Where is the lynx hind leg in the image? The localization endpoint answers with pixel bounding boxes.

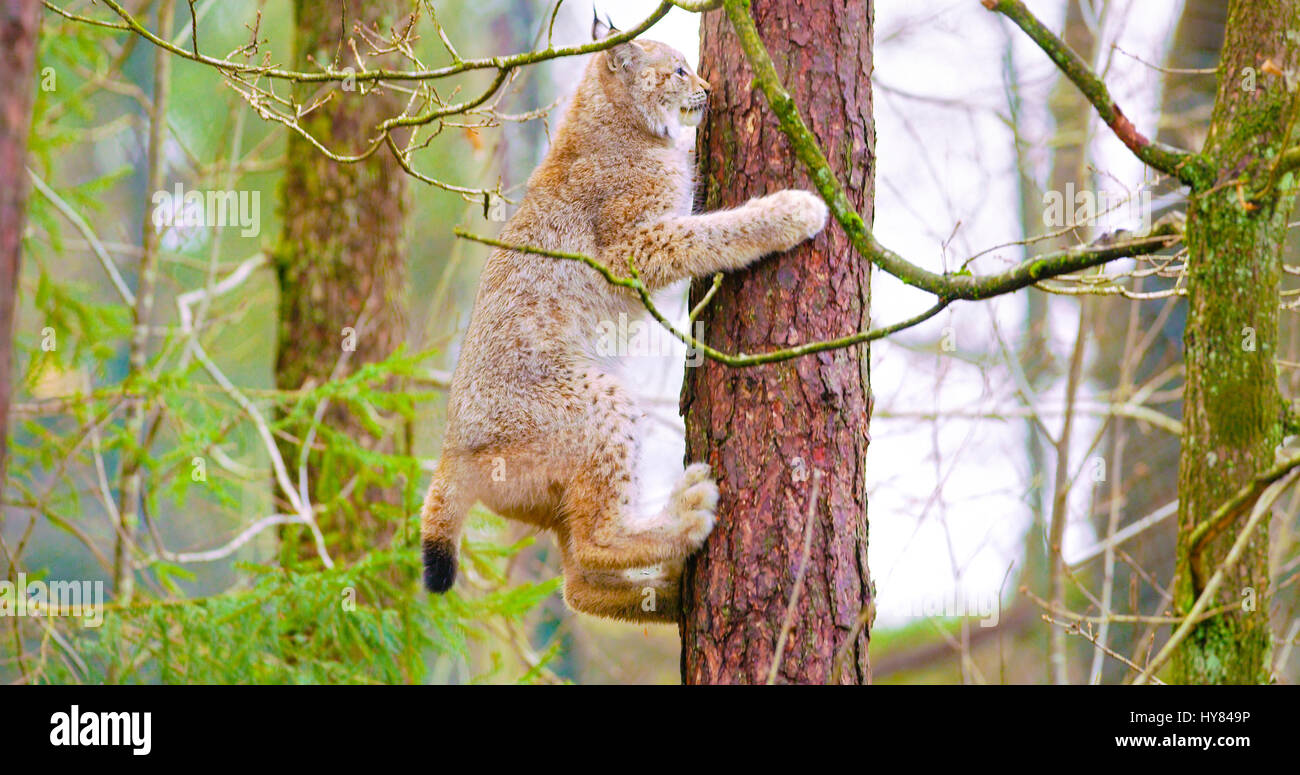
[561,372,717,571]
[560,555,682,624]
[554,523,684,623]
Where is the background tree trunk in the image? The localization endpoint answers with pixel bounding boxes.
[1087,0,1227,685]
[680,0,874,684]
[1173,0,1295,684]
[1039,0,1096,685]
[0,0,41,490]
[275,0,409,561]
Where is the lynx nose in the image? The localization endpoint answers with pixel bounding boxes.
[695,75,711,93]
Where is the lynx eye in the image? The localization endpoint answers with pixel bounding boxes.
[675,67,687,77]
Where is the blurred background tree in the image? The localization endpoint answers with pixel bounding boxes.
[0,0,41,497]
[273,0,414,562]
[2,0,578,685]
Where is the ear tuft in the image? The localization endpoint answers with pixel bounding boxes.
[591,10,619,41]
[592,9,638,72]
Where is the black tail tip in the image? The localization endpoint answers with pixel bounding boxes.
[422,539,457,593]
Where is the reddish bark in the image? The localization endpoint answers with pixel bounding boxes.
[680,0,875,684]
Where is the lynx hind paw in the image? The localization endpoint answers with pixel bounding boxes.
[760,189,829,247]
[669,462,719,546]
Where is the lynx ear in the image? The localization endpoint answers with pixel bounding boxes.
[592,11,641,71]
[607,42,644,72]
[591,11,617,41]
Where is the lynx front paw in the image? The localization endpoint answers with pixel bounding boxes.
[756,189,829,251]
[668,462,719,547]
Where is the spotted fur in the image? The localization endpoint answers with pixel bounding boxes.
[420,24,827,623]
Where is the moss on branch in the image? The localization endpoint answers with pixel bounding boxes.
[982,0,1211,187]
[81,0,673,84]
[453,229,951,367]
[721,0,1183,303]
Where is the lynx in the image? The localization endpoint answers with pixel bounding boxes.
[420,20,828,622]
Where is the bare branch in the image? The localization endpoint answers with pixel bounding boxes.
[60,0,673,85]
[982,0,1208,187]
[26,169,135,305]
[1134,461,1300,684]
[719,0,1183,300]
[453,229,951,367]
[1188,448,1300,588]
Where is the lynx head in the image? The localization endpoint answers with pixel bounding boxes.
[592,16,711,140]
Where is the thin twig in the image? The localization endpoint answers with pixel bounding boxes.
[1134,466,1299,684]
[766,469,823,685]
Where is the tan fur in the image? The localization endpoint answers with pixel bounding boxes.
[420,27,827,623]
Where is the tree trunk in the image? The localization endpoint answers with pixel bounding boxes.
[1088,0,1226,685]
[1173,0,1295,684]
[0,0,40,489]
[275,0,409,560]
[680,0,874,685]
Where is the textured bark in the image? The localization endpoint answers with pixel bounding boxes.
[0,0,41,489]
[680,0,874,684]
[275,0,409,559]
[1172,0,1296,684]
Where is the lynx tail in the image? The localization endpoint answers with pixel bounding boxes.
[420,463,466,593]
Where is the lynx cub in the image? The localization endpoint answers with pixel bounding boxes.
[421,20,828,622]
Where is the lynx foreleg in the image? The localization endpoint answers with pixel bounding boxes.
[607,189,828,290]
